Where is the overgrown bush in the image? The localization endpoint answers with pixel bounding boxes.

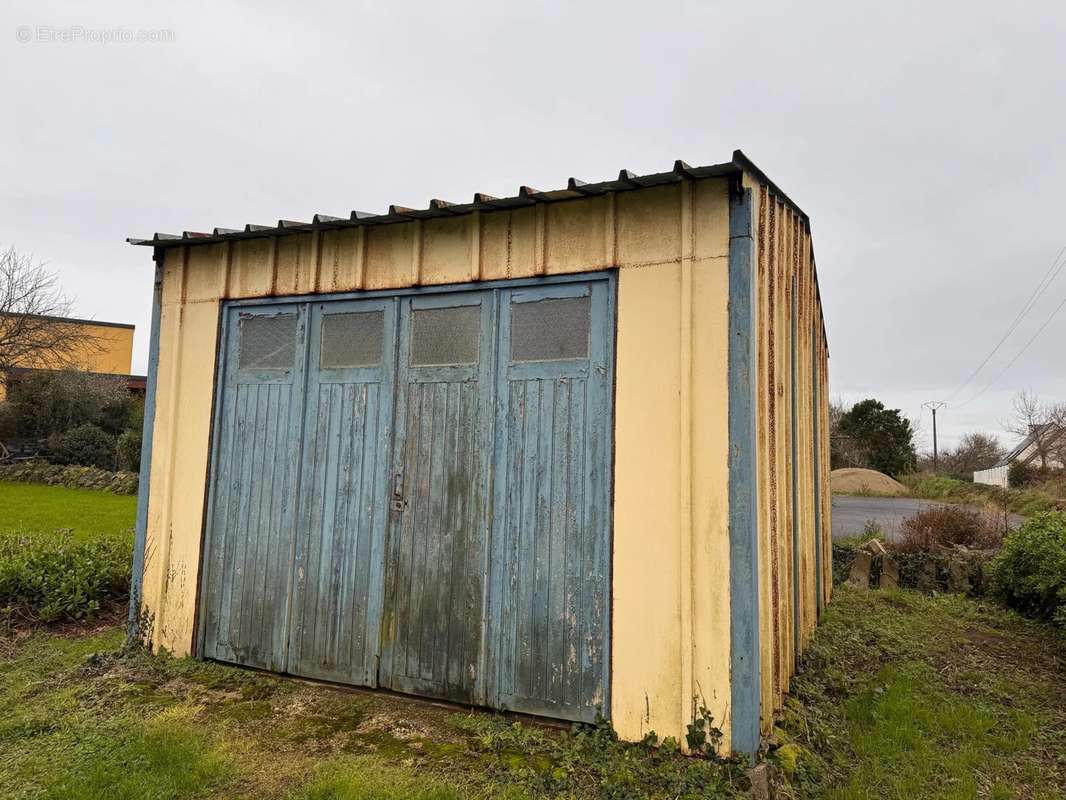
[894,505,1003,553]
[1,369,131,440]
[47,423,117,470]
[117,428,142,472]
[1008,461,1033,489]
[0,530,132,624]
[988,512,1066,626]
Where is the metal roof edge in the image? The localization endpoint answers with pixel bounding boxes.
[729,149,829,356]
[731,149,809,223]
[126,158,742,250]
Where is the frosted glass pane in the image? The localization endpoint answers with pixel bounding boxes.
[239,314,297,370]
[410,305,480,366]
[321,311,383,368]
[510,296,589,362]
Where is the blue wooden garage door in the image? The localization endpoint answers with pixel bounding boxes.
[199,277,613,722]
[487,281,613,722]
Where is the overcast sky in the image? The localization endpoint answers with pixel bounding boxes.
[3,1,1065,453]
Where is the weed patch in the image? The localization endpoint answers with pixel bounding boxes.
[0,529,131,625]
[779,587,1066,799]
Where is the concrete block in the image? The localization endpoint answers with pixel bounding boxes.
[846,552,873,590]
[879,555,900,589]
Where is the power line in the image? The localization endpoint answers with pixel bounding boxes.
[946,244,1066,401]
[955,289,1066,409]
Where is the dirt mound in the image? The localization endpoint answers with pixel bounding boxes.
[831,468,907,496]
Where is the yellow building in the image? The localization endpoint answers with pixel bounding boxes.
[0,314,137,400]
[127,150,830,755]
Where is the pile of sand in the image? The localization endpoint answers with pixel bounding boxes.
[830,468,908,496]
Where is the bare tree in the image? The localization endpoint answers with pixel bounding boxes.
[1005,390,1066,469]
[0,245,100,372]
[926,432,1005,476]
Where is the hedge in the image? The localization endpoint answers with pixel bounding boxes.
[0,461,138,495]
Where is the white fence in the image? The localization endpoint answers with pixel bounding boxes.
[974,465,1009,488]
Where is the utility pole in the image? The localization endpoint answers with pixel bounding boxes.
[923,401,946,472]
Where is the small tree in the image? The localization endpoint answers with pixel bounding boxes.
[0,246,101,372]
[934,432,1005,478]
[830,398,869,469]
[836,398,917,477]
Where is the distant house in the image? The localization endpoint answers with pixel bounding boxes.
[0,314,145,400]
[973,424,1065,487]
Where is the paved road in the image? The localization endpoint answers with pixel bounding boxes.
[830,495,1022,541]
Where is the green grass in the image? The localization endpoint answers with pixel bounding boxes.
[4,476,1063,798]
[0,481,136,541]
[899,473,1064,517]
[778,587,1066,799]
[0,626,747,799]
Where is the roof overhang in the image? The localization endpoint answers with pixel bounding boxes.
[127,150,808,251]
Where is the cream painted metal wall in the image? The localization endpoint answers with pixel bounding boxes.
[136,169,829,753]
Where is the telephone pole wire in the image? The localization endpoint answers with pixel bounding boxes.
[923,401,947,472]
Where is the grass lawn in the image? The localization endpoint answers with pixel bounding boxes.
[0,481,136,540]
[779,587,1066,799]
[2,482,1064,798]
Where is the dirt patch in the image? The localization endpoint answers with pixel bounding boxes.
[831,468,908,496]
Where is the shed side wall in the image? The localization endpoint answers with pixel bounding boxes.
[744,176,831,731]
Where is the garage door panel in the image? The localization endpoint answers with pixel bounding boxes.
[288,300,396,686]
[380,294,493,704]
[202,306,306,672]
[488,282,612,722]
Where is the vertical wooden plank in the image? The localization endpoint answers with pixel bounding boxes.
[421,382,447,680]
[546,378,570,706]
[517,379,538,700]
[444,381,467,689]
[244,383,277,662]
[562,377,584,709]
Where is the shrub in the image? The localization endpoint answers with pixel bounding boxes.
[0,461,137,494]
[894,505,1003,554]
[117,429,142,472]
[0,530,132,624]
[47,423,117,470]
[1008,461,1033,489]
[988,512,1066,626]
[2,369,131,440]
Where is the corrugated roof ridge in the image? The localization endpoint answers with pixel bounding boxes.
[127,157,747,248]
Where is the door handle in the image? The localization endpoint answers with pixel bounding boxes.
[391,473,405,512]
